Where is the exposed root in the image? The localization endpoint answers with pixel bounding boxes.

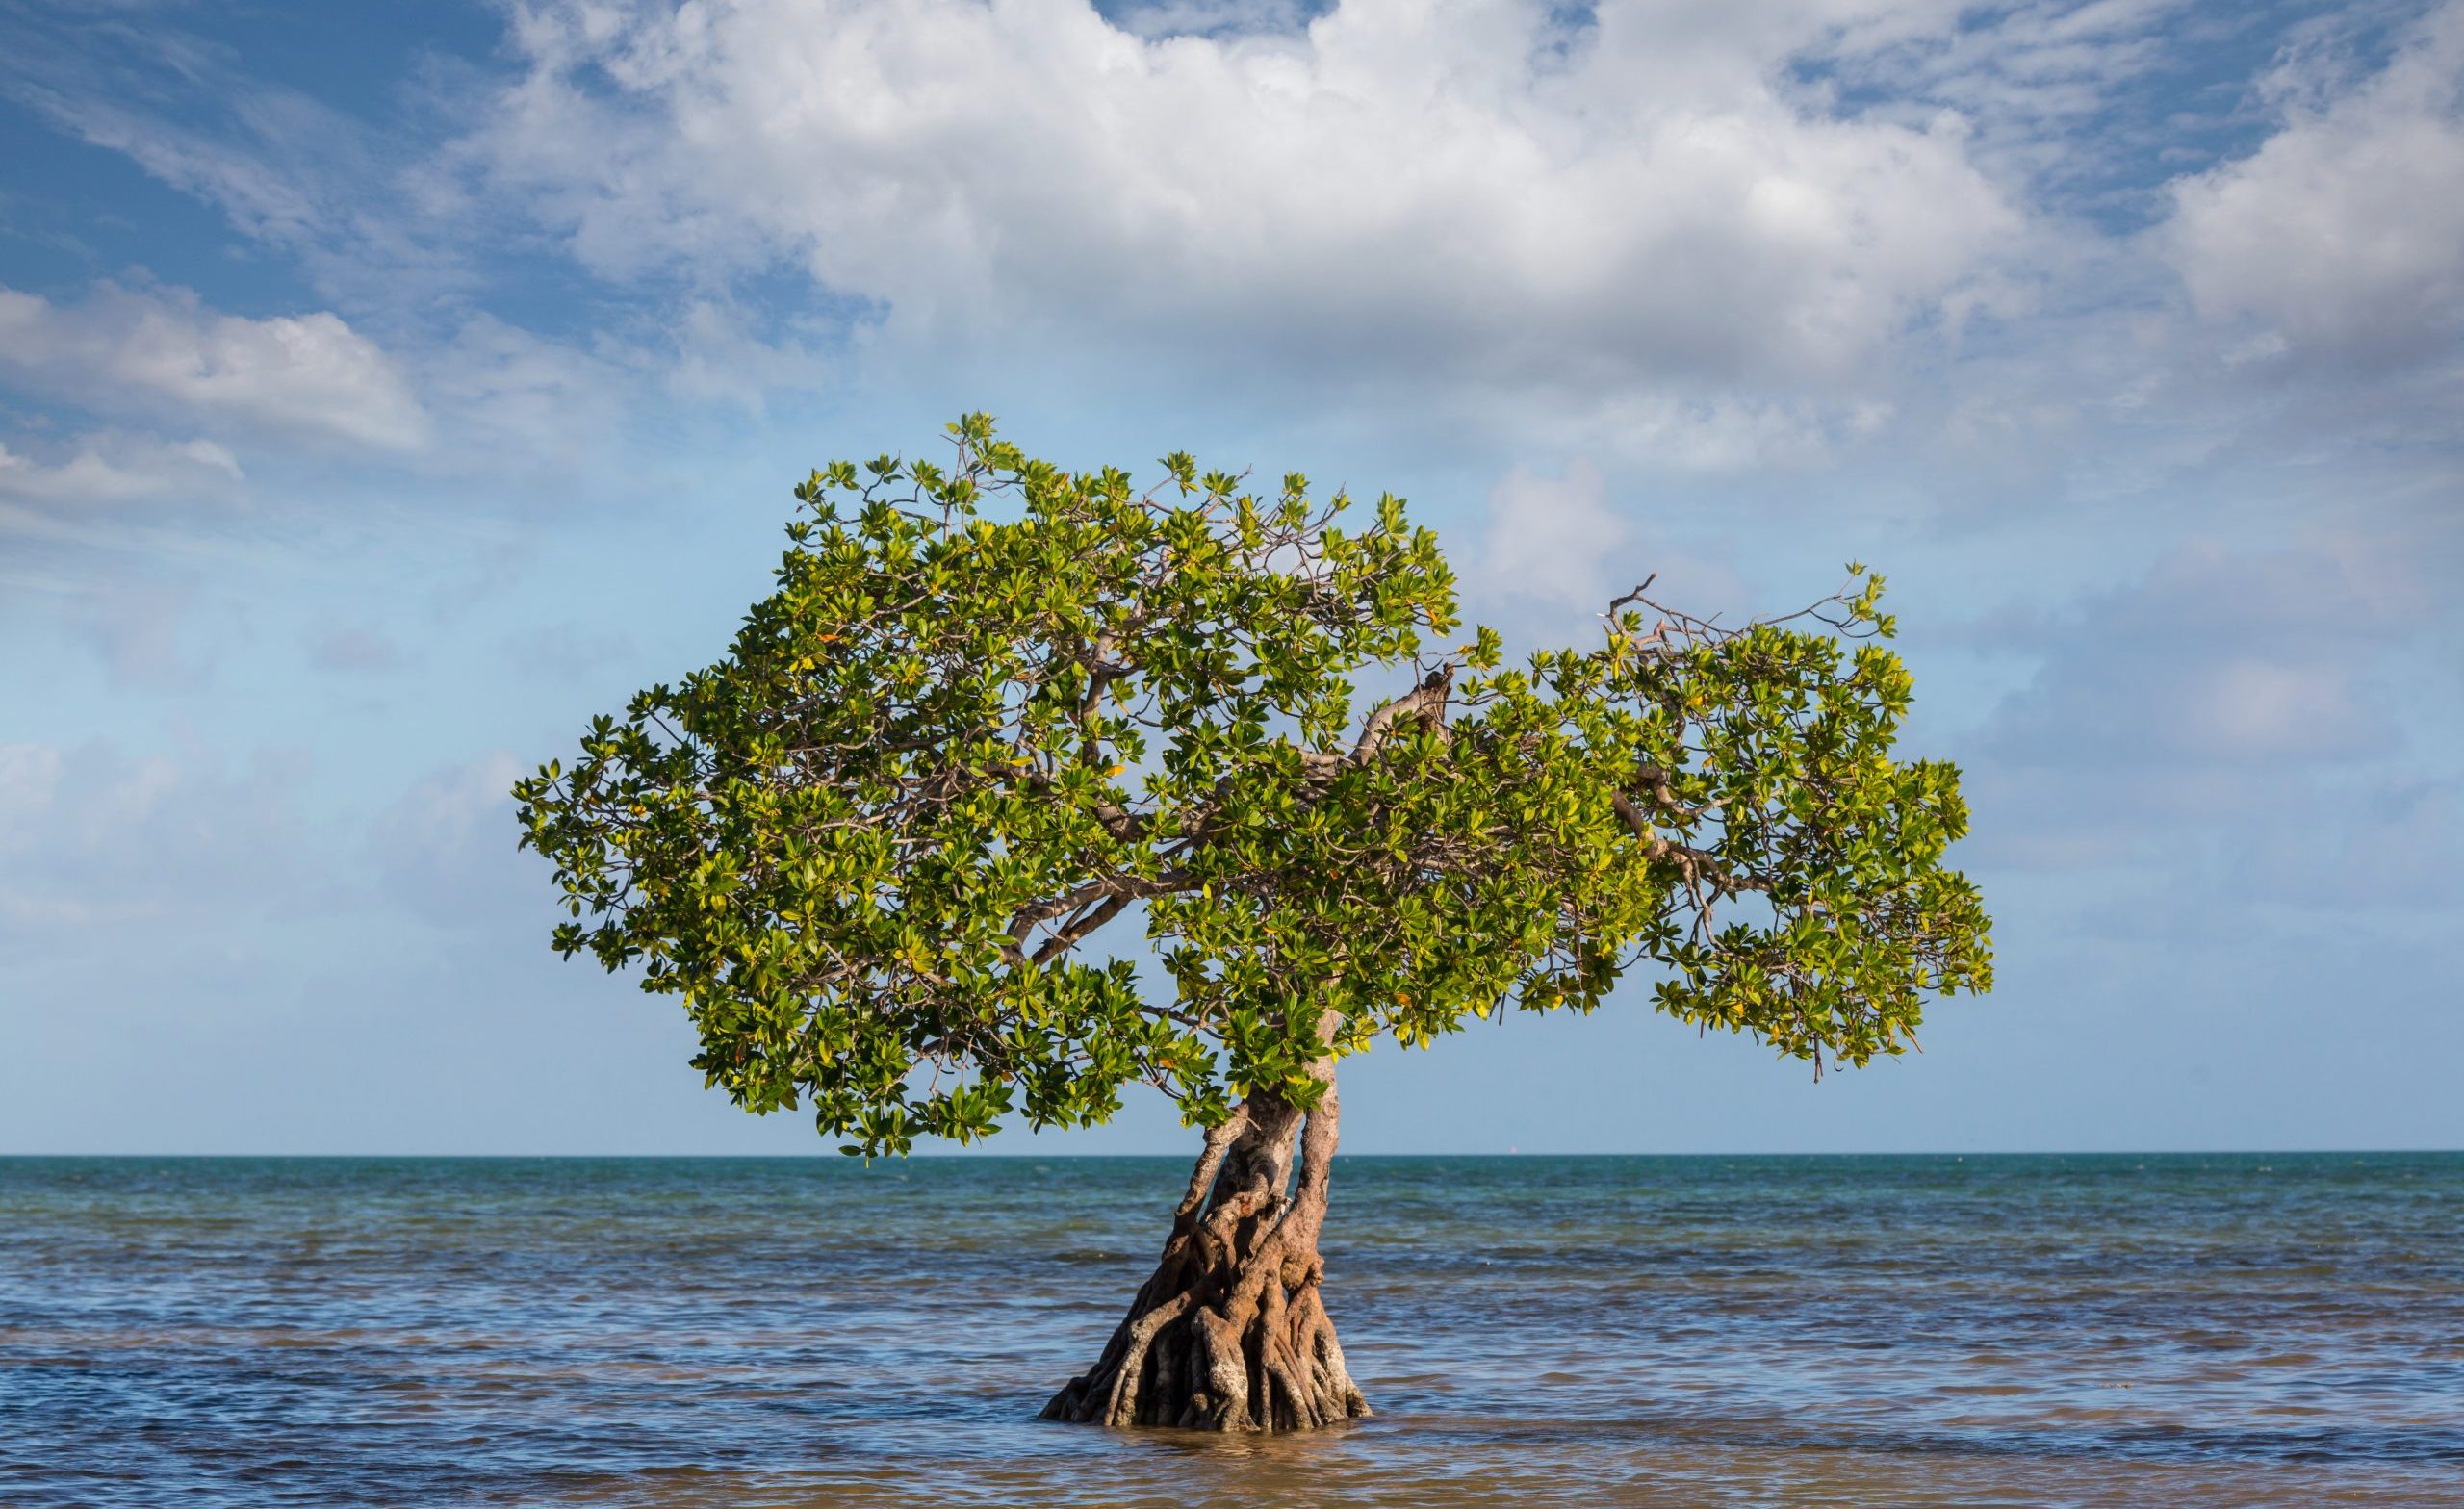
[1042,1084,1369,1431]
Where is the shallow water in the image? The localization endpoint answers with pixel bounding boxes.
[3,1154,2459,1506]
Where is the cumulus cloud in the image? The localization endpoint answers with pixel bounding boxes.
[468,0,2020,421]
[0,283,430,450]
[2167,1,2464,367]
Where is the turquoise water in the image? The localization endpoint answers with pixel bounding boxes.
[3,1154,2458,1506]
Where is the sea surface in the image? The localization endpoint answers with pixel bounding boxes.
[3,1154,2459,1507]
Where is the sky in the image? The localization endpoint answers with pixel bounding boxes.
[1,0,2457,1157]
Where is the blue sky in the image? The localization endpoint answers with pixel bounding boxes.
[2,0,2457,1155]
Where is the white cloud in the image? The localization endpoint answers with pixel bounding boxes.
[413,313,634,471]
[660,297,835,413]
[0,433,243,515]
[469,0,2020,420]
[2167,1,2464,366]
[0,283,430,450]
[1480,459,1627,609]
[1472,454,1748,639]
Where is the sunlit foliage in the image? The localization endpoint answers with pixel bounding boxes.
[515,416,1990,1153]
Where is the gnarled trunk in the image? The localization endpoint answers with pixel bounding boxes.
[1040,1069,1369,1431]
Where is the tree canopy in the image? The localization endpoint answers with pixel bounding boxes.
[513,416,1991,1154]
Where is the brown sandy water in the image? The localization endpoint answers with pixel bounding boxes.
[3,1154,2458,1506]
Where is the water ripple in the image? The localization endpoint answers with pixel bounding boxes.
[3,1153,2458,1506]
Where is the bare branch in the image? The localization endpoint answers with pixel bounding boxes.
[1348,664,1454,763]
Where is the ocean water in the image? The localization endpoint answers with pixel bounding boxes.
[2,1154,2458,1507]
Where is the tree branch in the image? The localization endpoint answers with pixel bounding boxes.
[1348,664,1453,763]
[1608,791,1769,896]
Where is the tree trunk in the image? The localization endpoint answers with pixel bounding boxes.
[1040,1067,1370,1431]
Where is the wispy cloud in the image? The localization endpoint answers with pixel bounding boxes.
[1963,534,2447,882]
[0,3,484,310]
[0,433,242,511]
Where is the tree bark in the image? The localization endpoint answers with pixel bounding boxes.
[1040,1064,1370,1431]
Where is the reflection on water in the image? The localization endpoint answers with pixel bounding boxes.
[3,1154,2458,1505]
